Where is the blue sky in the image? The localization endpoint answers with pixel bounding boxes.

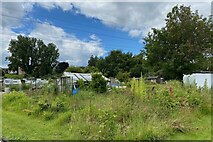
[15,4,143,53]
[1,1,211,67]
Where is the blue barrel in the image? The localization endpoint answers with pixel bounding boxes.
[72,89,77,95]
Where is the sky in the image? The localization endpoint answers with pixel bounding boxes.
[0,1,212,67]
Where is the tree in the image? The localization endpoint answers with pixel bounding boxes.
[87,50,148,78]
[6,35,59,77]
[90,73,107,93]
[130,51,147,78]
[55,62,69,74]
[116,72,130,83]
[88,55,99,67]
[83,66,99,73]
[65,66,84,73]
[96,57,108,76]
[144,5,213,80]
[0,68,5,77]
[103,50,134,77]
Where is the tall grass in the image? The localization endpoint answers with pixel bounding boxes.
[2,80,212,140]
[130,77,146,96]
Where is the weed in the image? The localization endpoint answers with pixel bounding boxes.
[2,80,212,140]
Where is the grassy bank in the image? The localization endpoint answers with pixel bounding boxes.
[1,80,212,140]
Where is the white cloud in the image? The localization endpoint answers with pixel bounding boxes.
[1,2,34,67]
[0,27,19,67]
[90,34,101,42]
[71,2,211,38]
[33,2,211,39]
[30,23,105,66]
[129,29,143,38]
[36,2,73,11]
[1,2,34,28]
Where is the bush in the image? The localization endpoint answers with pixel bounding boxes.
[65,66,84,73]
[83,66,99,73]
[42,111,55,121]
[4,74,24,79]
[51,97,67,112]
[21,84,31,90]
[2,91,29,112]
[9,85,21,91]
[9,84,31,91]
[55,112,72,125]
[116,72,130,83]
[90,73,107,93]
[77,79,85,89]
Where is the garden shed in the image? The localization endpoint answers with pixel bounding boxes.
[146,76,165,84]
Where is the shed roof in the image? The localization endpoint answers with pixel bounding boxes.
[146,76,159,79]
[63,72,109,82]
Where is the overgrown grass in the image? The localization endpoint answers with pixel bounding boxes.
[2,80,212,140]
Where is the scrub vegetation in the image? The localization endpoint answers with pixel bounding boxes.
[1,79,211,140]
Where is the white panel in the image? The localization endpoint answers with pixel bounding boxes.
[183,73,212,88]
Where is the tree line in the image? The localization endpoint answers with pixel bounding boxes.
[5,5,213,80]
[87,50,147,81]
[87,5,213,80]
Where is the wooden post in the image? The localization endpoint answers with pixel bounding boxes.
[66,77,68,94]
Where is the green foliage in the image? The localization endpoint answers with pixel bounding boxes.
[55,112,72,125]
[87,50,146,78]
[6,35,59,77]
[9,85,21,91]
[116,72,130,83]
[4,74,24,79]
[77,79,85,89]
[51,97,67,112]
[2,91,30,112]
[65,66,84,73]
[145,5,213,80]
[90,73,107,93]
[97,110,117,140]
[9,84,32,91]
[42,111,55,121]
[83,66,99,73]
[21,84,32,90]
[203,79,209,92]
[88,55,99,67]
[130,77,146,96]
[65,66,99,74]
[0,68,5,77]
[2,80,212,140]
[54,62,69,74]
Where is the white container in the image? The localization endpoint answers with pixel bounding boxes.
[183,72,212,88]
